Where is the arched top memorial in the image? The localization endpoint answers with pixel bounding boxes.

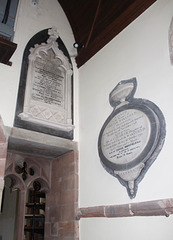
[14,27,74,139]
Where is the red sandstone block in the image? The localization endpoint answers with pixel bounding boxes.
[59,238,76,240]
[74,158,78,174]
[74,221,79,239]
[50,238,64,240]
[0,142,8,158]
[59,203,78,221]
[0,160,6,176]
[58,155,73,168]
[73,151,78,174]
[52,161,75,179]
[60,189,78,204]
[44,222,51,238]
[61,174,78,191]
[60,151,74,161]
[78,206,105,218]
[45,206,50,221]
[51,222,59,236]
[44,238,59,240]
[0,130,6,143]
[53,152,78,181]
[46,193,61,210]
[50,238,74,240]
[58,152,78,175]
[61,162,76,177]
[0,117,6,143]
[51,160,59,175]
[73,151,78,161]
[50,177,62,193]
[58,221,75,238]
[49,206,61,222]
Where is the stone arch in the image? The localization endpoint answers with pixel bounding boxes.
[27,176,50,194]
[4,173,25,192]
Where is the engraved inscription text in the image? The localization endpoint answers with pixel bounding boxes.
[101,109,151,164]
[31,50,64,107]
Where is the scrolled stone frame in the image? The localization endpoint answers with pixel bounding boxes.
[98,78,166,199]
[169,17,173,65]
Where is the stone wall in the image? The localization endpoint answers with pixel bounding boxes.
[45,151,79,240]
[0,116,8,211]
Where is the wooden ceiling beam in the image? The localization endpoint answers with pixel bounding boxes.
[58,0,157,68]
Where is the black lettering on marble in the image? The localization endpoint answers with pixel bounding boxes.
[31,58,64,106]
[102,109,150,164]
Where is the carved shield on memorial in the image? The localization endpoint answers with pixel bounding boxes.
[98,78,166,198]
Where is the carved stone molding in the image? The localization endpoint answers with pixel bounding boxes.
[19,27,74,133]
[169,17,173,65]
[98,78,166,198]
[14,28,74,139]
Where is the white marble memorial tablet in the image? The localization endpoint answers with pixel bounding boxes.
[101,109,151,165]
[19,27,74,133]
[98,78,166,198]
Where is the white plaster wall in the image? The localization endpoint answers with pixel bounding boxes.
[79,0,173,239]
[0,0,79,140]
